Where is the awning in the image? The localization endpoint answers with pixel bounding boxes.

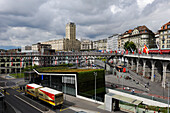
[106,93,142,105]
[112,94,142,105]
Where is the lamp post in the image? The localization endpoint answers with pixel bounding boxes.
[94,72,97,102]
[168,81,169,113]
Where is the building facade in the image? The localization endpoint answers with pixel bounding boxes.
[25,68,105,102]
[42,39,65,51]
[21,45,33,53]
[121,25,155,50]
[80,39,93,50]
[118,35,122,50]
[32,43,52,53]
[158,21,170,49]
[42,22,80,51]
[93,39,107,51]
[107,34,119,51]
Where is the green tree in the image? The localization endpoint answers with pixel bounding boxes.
[124,41,136,53]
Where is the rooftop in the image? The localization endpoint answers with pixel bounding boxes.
[159,21,170,31]
[39,87,63,95]
[36,66,102,73]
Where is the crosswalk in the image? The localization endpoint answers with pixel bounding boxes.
[0,85,24,95]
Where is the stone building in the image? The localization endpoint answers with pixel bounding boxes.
[121,25,155,50]
[80,39,93,50]
[158,21,170,49]
[32,42,52,53]
[93,39,107,51]
[42,22,80,51]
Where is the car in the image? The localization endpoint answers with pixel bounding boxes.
[111,84,118,88]
[123,87,130,90]
[75,111,87,113]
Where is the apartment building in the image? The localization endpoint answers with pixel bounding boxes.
[121,25,155,50]
[158,21,170,48]
[107,34,119,51]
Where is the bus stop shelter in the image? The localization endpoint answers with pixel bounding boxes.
[105,93,142,112]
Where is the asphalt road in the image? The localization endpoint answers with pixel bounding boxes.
[4,88,42,113]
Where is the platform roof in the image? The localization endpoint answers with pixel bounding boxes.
[107,93,142,105]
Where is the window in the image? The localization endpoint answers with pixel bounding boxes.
[62,76,75,84]
[162,40,164,44]
[39,93,43,96]
[162,36,165,40]
[162,45,164,48]
[168,35,170,38]
[168,25,170,29]
[167,45,170,48]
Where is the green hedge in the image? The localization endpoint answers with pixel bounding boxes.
[120,101,168,113]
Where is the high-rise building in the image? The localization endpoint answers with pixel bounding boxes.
[158,21,170,48]
[66,22,76,40]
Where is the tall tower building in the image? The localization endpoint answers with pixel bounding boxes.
[66,22,76,40]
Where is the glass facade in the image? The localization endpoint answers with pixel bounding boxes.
[40,75,76,96]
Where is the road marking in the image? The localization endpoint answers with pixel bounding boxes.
[0,92,10,95]
[6,92,10,95]
[60,107,69,111]
[14,95,47,113]
[17,90,21,93]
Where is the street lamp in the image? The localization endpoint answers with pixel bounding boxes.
[168,81,169,113]
[94,72,97,102]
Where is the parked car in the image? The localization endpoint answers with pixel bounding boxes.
[75,111,87,113]
[111,84,118,88]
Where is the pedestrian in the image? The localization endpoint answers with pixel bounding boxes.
[158,108,160,113]
[132,89,135,94]
[145,105,148,112]
[145,84,147,88]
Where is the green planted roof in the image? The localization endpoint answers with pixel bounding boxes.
[36,66,103,73]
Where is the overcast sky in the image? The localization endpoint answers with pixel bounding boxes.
[0,0,170,49]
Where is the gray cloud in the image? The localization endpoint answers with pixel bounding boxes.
[0,0,169,47]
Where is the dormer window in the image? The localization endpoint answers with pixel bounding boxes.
[168,25,170,29]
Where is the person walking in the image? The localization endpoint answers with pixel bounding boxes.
[145,105,148,112]
[158,108,160,113]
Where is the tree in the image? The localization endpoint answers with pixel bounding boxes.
[124,41,136,53]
